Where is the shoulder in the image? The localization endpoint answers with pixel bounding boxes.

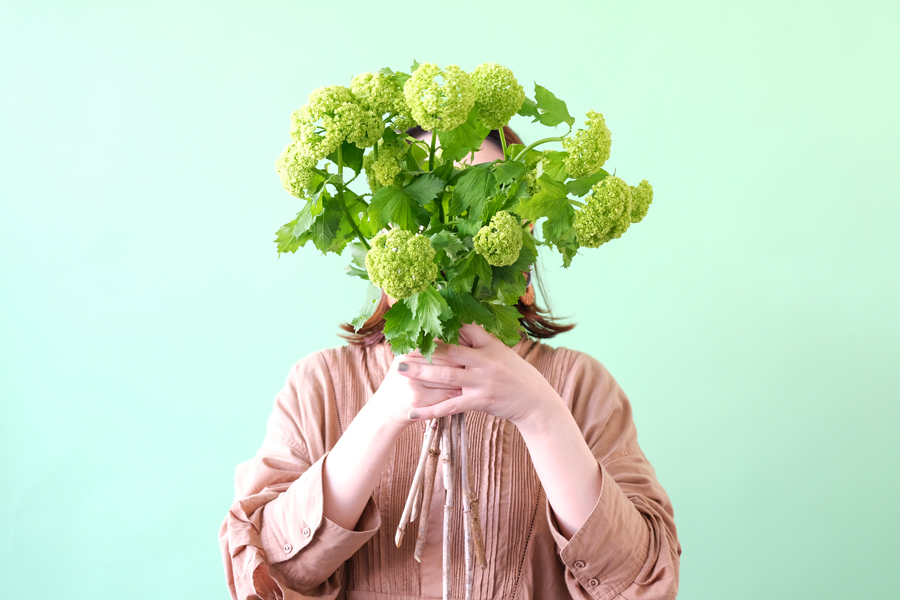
[523,339,617,397]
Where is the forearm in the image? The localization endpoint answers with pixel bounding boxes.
[321,398,406,530]
[516,397,603,540]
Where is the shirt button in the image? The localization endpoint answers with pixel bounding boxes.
[283,543,292,554]
[573,560,586,569]
[588,578,600,587]
[302,526,311,538]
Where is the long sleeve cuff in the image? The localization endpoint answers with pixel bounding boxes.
[547,461,650,600]
[260,452,382,587]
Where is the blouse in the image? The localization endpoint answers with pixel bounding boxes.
[219,337,681,599]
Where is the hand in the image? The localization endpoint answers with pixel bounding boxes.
[398,323,561,426]
[369,351,464,429]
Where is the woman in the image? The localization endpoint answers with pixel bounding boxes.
[219,127,681,599]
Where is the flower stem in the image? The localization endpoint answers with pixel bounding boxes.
[512,135,566,161]
[336,145,370,251]
[499,127,508,160]
[429,130,437,171]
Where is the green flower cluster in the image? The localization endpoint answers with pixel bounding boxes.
[351,72,416,131]
[473,210,524,266]
[362,138,408,191]
[404,63,475,132]
[471,63,525,130]
[275,142,318,198]
[630,180,653,223]
[562,110,612,178]
[365,229,438,299]
[574,175,654,248]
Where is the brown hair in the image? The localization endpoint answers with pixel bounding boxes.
[338,125,576,345]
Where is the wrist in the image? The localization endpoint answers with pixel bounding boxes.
[514,387,569,438]
[364,391,411,439]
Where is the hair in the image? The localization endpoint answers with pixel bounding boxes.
[338,124,576,346]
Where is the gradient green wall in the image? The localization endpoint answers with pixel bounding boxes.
[2,1,897,597]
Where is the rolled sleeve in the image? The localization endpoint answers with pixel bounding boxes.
[546,462,650,600]
[262,452,382,585]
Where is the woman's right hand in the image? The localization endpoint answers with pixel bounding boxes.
[369,352,464,428]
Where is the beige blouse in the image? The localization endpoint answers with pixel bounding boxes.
[219,337,681,599]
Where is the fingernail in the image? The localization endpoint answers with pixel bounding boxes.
[398,362,409,372]
[408,410,419,419]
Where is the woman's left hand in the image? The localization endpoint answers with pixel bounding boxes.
[399,323,562,426]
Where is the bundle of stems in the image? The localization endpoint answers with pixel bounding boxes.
[395,413,486,600]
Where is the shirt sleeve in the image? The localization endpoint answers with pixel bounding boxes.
[545,351,682,600]
[218,352,382,600]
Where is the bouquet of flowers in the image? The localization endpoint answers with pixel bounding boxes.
[274,61,654,363]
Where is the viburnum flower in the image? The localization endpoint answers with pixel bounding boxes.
[629,179,653,223]
[473,210,524,266]
[471,62,525,130]
[403,63,475,132]
[574,175,633,248]
[562,110,612,178]
[363,138,408,191]
[351,71,416,131]
[290,85,383,159]
[365,229,438,299]
[275,141,318,198]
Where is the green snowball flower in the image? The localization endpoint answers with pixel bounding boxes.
[562,110,612,179]
[473,210,524,267]
[471,62,525,130]
[351,72,415,131]
[403,63,475,132]
[303,85,354,121]
[333,102,384,149]
[365,229,438,299]
[574,176,633,248]
[275,141,318,197]
[629,179,653,224]
[363,138,408,191]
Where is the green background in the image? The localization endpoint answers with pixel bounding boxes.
[2,1,897,597]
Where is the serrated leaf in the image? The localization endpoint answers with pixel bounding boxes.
[542,151,568,180]
[275,218,303,255]
[345,263,369,280]
[349,241,368,269]
[512,174,569,223]
[440,286,494,329]
[448,250,492,294]
[481,302,524,347]
[430,230,468,260]
[437,105,491,162]
[450,164,495,223]
[403,174,445,206]
[383,300,416,340]
[416,333,438,362]
[431,161,455,182]
[310,195,345,254]
[410,59,421,73]
[407,286,451,340]
[368,185,417,232]
[493,160,527,186]
[532,84,575,127]
[565,169,610,196]
[350,282,382,331]
[326,141,365,175]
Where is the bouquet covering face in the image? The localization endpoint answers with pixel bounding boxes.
[274,61,654,361]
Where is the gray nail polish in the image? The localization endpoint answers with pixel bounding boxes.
[408,410,419,419]
[398,362,408,372]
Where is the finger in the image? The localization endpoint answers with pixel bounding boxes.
[408,394,471,421]
[458,323,497,349]
[397,359,471,388]
[429,340,481,367]
[407,388,463,420]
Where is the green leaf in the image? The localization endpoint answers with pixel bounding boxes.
[439,286,494,329]
[350,282,382,331]
[416,332,438,363]
[565,169,610,197]
[491,235,536,292]
[275,218,303,255]
[493,160,527,186]
[410,59,421,73]
[407,286,451,340]
[348,241,368,269]
[310,195,346,254]
[512,174,569,222]
[368,185,417,232]
[383,299,416,339]
[326,141,365,175]
[542,151,568,180]
[431,161,455,182]
[437,105,491,162]
[517,97,539,120]
[430,230,468,261]
[450,163,496,223]
[481,302,524,347]
[345,263,369,280]
[447,250,492,294]
[531,84,575,127]
[403,174,445,206]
